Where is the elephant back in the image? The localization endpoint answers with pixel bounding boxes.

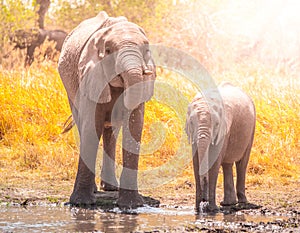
[58,11,110,106]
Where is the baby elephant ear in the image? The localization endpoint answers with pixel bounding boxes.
[210,99,227,146]
[185,104,195,144]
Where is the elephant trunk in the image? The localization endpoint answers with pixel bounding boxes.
[117,47,153,110]
[123,69,143,110]
[196,111,212,202]
[197,135,210,201]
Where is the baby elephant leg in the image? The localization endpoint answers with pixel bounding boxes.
[221,163,237,206]
[235,148,251,203]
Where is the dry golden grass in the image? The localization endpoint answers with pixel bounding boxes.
[0,60,77,182]
[0,51,299,191]
[214,66,300,187]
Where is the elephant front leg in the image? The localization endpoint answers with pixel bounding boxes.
[101,124,120,191]
[70,130,100,205]
[117,104,145,209]
[70,101,102,205]
[203,144,223,212]
[192,146,202,213]
[206,164,220,212]
[70,156,96,205]
[221,163,237,206]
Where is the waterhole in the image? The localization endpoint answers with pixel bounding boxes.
[0,204,298,232]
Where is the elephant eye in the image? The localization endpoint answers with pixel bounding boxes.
[105,47,111,54]
[145,49,151,57]
[144,49,151,63]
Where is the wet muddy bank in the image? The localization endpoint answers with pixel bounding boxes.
[1,203,299,233]
[1,190,299,233]
[0,183,299,232]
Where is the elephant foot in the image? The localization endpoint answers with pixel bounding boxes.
[204,204,220,213]
[220,200,238,206]
[220,202,262,212]
[195,202,219,213]
[220,201,239,213]
[101,180,119,191]
[117,189,144,209]
[70,189,96,206]
[237,202,262,210]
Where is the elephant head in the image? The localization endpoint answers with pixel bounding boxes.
[58,11,155,111]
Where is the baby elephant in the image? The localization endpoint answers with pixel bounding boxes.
[185,82,256,212]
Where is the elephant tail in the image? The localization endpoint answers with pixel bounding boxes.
[61,115,75,134]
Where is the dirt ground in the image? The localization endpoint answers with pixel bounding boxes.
[1,172,299,232]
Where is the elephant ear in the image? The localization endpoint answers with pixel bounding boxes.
[78,16,128,104]
[58,11,109,108]
[185,104,194,144]
[207,90,227,146]
[185,99,201,145]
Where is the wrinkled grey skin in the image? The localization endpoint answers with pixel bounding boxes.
[58,12,156,209]
[185,82,256,212]
[10,28,67,66]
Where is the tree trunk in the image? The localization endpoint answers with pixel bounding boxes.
[36,0,50,29]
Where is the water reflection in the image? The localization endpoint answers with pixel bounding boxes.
[195,212,246,222]
[99,213,137,232]
[223,213,246,222]
[69,206,139,232]
[71,208,97,232]
[0,204,292,233]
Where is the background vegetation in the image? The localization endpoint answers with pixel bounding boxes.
[0,0,299,192]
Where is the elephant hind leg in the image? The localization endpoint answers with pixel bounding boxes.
[101,123,120,191]
[235,141,252,203]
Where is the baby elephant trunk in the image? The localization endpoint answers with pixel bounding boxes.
[197,124,211,202]
[116,47,153,110]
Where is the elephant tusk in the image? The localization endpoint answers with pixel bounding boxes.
[143,67,153,76]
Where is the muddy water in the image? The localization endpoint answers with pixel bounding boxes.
[0,204,298,232]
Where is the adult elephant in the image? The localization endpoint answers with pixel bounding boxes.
[10,28,67,66]
[26,29,67,66]
[185,82,256,212]
[58,11,156,208]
